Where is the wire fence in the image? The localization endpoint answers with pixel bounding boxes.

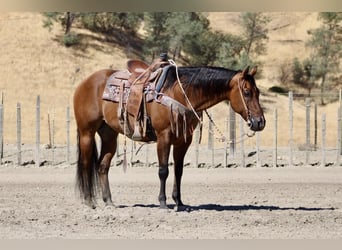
[0,90,341,168]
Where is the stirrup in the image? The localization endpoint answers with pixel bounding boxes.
[131,122,142,141]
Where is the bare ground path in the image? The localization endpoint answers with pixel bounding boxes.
[0,164,342,239]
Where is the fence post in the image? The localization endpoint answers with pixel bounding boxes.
[195,124,200,168]
[35,95,40,167]
[48,112,52,148]
[145,142,149,167]
[207,111,215,166]
[66,106,70,164]
[229,104,236,158]
[314,102,317,151]
[52,109,55,166]
[288,91,293,166]
[240,117,245,167]
[115,136,120,167]
[224,117,228,167]
[0,102,3,164]
[321,113,326,167]
[273,108,278,167]
[337,107,341,166]
[17,103,21,166]
[339,89,342,155]
[256,132,261,167]
[305,98,311,165]
[208,110,213,150]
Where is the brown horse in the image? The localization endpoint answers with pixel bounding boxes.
[73,63,265,210]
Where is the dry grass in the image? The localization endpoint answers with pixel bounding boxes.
[0,12,340,148]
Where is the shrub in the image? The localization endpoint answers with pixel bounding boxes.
[62,32,80,47]
[268,85,288,94]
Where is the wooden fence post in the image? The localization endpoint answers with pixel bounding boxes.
[305,98,311,165]
[0,102,3,164]
[288,91,293,166]
[229,104,236,158]
[337,107,341,166]
[240,117,245,167]
[35,95,40,167]
[314,102,318,151]
[52,109,55,165]
[145,142,149,167]
[207,111,214,166]
[224,117,228,167]
[208,110,213,150]
[195,124,200,168]
[115,135,120,167]
[339,89,342,155]
[66,106,70,164]
[17,103,21,166]
[273,108,278,167]
[0,92,3,162]
[256,131,261,167]
[321,113,326,167]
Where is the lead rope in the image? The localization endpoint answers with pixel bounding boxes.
[168,59,202,124]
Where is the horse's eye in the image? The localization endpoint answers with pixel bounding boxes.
[243,89,251,98]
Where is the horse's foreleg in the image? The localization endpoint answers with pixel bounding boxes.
[156,132,171,209]
[97,123,118,206]
[172,137,192,210]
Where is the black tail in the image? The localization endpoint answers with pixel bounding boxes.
[75,130,99,204]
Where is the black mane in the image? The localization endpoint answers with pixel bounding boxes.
[163,66,239,95]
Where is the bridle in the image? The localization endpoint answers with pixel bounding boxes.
[237,74,253,129]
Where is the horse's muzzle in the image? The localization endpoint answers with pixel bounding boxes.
[248,115,266,131]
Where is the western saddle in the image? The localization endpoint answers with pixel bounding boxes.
[103,53,172,141]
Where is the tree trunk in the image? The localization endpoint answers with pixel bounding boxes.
[320,74,326,105]
[65,12,75,34]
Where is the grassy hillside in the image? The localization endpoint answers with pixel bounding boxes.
[0,12,339,147]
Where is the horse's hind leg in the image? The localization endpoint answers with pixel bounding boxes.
[97,122,118,206]
[77,130,98,209]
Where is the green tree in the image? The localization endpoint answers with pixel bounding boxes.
[238,12,270,69]
[81,12,143,35]
[306,12,342,104]
[142,12,171,61]
[292,57,316,96]
[214,33,245,69]
[43,12,77,34]
[43,12,80,46]
[165,12,209,61]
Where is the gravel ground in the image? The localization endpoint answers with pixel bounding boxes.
[0,162,341,239]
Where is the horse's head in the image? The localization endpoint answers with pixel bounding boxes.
[229,66,265,131]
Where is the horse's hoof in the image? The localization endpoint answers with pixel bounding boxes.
[83,200,96,209]
[159,201,168,209]
[104,201,115,207]
[159,205,168,210]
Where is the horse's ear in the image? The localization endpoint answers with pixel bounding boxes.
[250,66,258,76]
[242,66,249,78]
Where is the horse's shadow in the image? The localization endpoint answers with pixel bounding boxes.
[123,203,336,212]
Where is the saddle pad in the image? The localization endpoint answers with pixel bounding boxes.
[103,73,155,104]
[102,81,131,103]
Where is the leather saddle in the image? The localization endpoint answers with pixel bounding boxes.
[103,57,171,141]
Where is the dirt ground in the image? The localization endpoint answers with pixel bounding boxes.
[0,161,342,239]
